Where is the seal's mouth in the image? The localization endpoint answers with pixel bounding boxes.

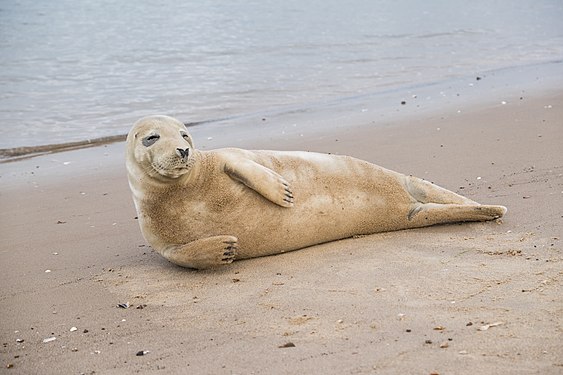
[145,159,190,179]
[172,166,190,173]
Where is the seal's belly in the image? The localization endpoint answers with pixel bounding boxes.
[181,159,413,258]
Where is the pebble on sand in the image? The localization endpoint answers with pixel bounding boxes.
[478,321,504,331]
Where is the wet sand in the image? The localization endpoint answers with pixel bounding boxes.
[1,92,562,374]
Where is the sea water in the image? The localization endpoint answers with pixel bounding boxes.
[0,0,562,150]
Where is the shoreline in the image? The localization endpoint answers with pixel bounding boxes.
[2,59,562,161]
[1,89,562,373]
[0,134,126,163]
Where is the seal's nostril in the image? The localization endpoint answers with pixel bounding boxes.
[176,148,190,159]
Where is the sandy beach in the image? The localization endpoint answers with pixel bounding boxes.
[1,90,562,374]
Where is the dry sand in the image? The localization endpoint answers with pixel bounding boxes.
[1,92,562,374]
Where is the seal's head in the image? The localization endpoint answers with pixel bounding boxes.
[126,115,195,181]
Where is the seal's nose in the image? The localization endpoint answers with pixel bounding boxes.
[176,148,190,159]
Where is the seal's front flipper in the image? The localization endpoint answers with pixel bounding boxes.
[160,235,238,269]
[224,159,294,208]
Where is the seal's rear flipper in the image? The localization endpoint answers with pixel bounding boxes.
[408,203,507,225]
[405,175,478,205]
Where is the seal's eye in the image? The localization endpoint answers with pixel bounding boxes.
[142,134,160,147]
[180,132,192,146]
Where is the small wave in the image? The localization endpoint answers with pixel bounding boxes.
[417,29,488,39]
[0,120,208,163]
[0,134,127,163]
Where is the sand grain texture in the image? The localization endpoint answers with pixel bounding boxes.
[1,93,562,374]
